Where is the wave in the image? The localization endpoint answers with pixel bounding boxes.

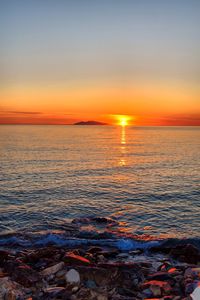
[1,231,200,252]
[1,217,200,251]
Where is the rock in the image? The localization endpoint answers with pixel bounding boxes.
[85,279,97,288]
[65,269,80,285]
[56,269,66,278]
[116,253,129,259]
[0,250,10,264]
[0,267,8,278]
[0,277,25,299]
[191,286,200,300]
[87,246,103,254]
[24,247,59,263]
[192,268,200,278]
[150,284,162,296]
[118,287,137,297]
[40,261,64,276]
[169,244,200,264]
[43,287,68,298]
[129,249,143,255]
[141,288,153,297]
[63,252,91,265]
[141,280,172,295]
[81,266,119,287]
[72,286,79,293]
[90,290,108,300]
[11,265,40,287]
[185,282,196,295]
[148,271,175,284]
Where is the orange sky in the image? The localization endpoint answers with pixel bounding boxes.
[0,80,199,125]
[1,1,200,126]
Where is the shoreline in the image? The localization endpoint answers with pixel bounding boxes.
[0,239,200,299]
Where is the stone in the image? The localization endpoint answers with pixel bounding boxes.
[56,269,66,278]
[87,246,103,254]
[190,286,200,300]
[141,288,153,297]
[90,290,108,300]
[40,261,64,276]
[43,287,67,298]
[142,280,172,295]
[11,265,40,287]
[65,269,80,285]
[0,251,10,264]
[116,253,129,259]
[148,271,175,284]
[85,279,97,288]
[63,252,91,265]
[72,286,79,293]
[0,277,24,300]
[169,244,200,264]
[150,284,162,296]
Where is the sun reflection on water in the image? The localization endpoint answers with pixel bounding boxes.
[119,126,127,166]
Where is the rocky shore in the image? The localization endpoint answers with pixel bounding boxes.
[0,241,200,300]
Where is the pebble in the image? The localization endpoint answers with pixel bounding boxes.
[65,269,80,285]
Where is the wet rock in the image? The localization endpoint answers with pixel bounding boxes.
[0,250,10,264]
[98,250,119,259]
[40,261,64,276]
[87,246,103,254]
[24,247,59,263]
[169,244,200,264]
[129,249,143,255]
[12,265,40,287]
[116,253,129,259]
[65,268,80,285]
[63,252,91,265]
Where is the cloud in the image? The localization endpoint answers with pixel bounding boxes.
[3,111,43,115]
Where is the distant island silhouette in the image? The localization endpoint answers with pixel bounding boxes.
[74,121,108,125]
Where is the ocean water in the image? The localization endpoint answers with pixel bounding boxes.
[0,125,199,248]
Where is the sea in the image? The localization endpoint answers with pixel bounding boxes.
[0,125,199,250]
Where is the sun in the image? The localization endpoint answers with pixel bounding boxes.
[120,118,128,126]
[117,115,130,126]
[110,114,134,126]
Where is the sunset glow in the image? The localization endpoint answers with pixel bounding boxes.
[0,1,199,126]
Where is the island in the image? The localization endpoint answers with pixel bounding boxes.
[73,120,108,125]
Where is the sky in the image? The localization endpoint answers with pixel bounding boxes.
[0,0,200,125]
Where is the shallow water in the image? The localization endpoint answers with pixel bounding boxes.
[0,125,199,247]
